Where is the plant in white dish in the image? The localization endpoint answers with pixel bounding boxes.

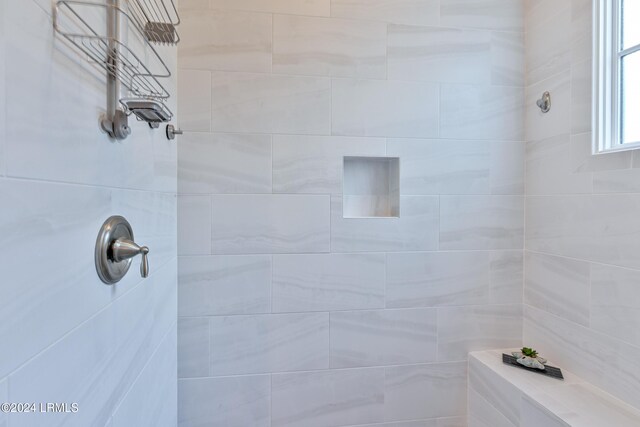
[512,347,547,370]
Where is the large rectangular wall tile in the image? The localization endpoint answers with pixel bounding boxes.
[331,0,439,26]
[525,2,571,84]
[491,141,526,195]
[272,253,385,312]
[331,195,439,252]
[210,0,330,16]
[211,72,331,135]
[437,305,522,361]
[468,355,522,425]
[272,368,385,427]
[385,362,467,422]
[526,134,593,195]
[387,251,493,308]
[440,196,524,250]
[332,79,439,138]
[178,132,272,194]
[0,378,6,427]
[523,305,640,411]
[178,195,211,256]
[440,84,524,141]
[273,15,386,78]
[440,0,523,31]
[331,308,437,368]
[113,325,178,427]
[524,251,590,326]
[388,138,491,195]
[178,376,270,427]
[591,264,640,348]
[211,195,330,254]
[179,9,272,73]
[468,386,517,427]
[352,420,466,427]
[179,255,271,316]
[178,70,211,132]
[210,313,329,375]
[178,317,209,378]
[272,135,385,194]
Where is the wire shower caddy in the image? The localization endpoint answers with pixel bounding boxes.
[53,0,180,140]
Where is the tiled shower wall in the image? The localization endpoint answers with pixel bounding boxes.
[0,1,177,426]
[177,1,525,425]
[523,0,640,412]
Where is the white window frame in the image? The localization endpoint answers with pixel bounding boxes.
[593,0,640,153]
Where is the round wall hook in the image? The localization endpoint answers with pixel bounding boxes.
[536,91,551,113]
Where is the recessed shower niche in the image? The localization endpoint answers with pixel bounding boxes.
[343,156,400,218]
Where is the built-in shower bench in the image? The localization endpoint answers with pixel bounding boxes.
[468,350,640,427]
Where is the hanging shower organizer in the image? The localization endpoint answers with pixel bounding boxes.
[53,0,180,140]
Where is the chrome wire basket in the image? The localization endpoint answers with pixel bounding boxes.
[54,0,171,101]
[126,0,180,45]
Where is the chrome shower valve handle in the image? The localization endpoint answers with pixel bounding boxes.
[111,238,150,278]
[95,216,150,284]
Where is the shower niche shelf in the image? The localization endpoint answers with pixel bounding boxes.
[53,0,180,140]
[343,156,400,219]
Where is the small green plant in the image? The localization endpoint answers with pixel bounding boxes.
[521,347,538,358]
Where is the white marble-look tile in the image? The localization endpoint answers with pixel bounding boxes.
[8,303,117,427]
[272,135,386,194]
[468,352,523,425]
[350,420,466,427]
[0,0,5,178]
[440,0,523,31]
[273,15,386,78]
[179,255,271,316]
[0,377,6,427]
[571,58,592,134]
[491,141,526,195]
[178,70,211,132]
[388,26,523,86]
[468,386,517,427]
[525,1,571,84]
[211,71,331,135]
[593,168,640,193]
[571,132,632,174]
[387,138,490,195]
[591,264,640,348]
[210,0,330,16]
[331,195,439,252]
[178,195,211,256]
[523,305,640,411]
[385,362,467,422]
[526,134,593,195]
[211,194,330,254]
[524,251,590,326]
[525,71,571,142]
[179,9,272,73]
[272,253,385,312]
[439,196,524,250]
[332,79,439,138]
[210,313,329,375]
[178,132,272,194]
[178,376,270,427]
[571,0,592,64]
[331,308,437,368]
[113,324,178,427]
[272,367,385,427]
[0,180,113,380]
[440,84,524,141]
[178,317,209,378]
[331,0,439,26]
[387,251,522,308]
[520,395,570,427]
[437,305,522,361]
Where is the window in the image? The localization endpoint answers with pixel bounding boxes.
[594,0,640,153]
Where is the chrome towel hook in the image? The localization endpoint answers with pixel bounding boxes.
[536,91,551,113]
